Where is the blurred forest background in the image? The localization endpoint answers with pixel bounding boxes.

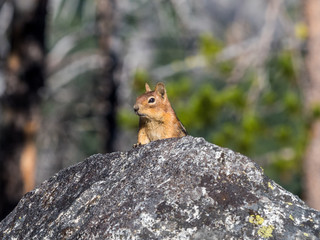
[1,0,320,220]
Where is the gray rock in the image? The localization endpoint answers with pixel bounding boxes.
[1,136,320,239]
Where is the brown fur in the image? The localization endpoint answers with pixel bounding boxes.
[133,82,187,146]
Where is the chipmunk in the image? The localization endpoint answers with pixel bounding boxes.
[133,82,187,146]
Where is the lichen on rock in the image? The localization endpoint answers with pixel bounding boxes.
[0,136,320,239]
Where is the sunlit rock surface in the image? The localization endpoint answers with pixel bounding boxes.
[0,136,319,239]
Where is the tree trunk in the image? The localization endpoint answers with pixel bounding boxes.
[303,0,320,210]
[95,0,118,152]
[0,0,47,220]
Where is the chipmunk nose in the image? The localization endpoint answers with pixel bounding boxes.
[133,104,139,112]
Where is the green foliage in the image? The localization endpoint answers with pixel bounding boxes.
[312,104,320,119]
[117,108,138,129]
[133,69,151,94]
[217,60,234,75]
[276,51,296,80]
[262,91,276,105]
[200,34,223,61]
[165,77,192,100]
[284,91,300,113]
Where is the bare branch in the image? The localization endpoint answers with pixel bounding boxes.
[47,54,104,95]
[47,23,96,71]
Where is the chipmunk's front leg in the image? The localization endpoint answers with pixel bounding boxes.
[133,128,150,148]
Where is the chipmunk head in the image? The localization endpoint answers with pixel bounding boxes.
[133,82,170,121]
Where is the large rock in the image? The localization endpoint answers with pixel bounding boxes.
[0,136,320,239]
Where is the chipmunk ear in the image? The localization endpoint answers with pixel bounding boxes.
[155,82,166,99]
[145,83,151,92]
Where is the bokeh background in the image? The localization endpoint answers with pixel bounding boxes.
[1,0,320,220]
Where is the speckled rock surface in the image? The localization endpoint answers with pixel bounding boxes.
[1,136,320,239]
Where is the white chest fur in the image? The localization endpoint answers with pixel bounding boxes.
[145,121,165,141]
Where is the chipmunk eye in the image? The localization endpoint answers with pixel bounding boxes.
[148,97,155,103]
